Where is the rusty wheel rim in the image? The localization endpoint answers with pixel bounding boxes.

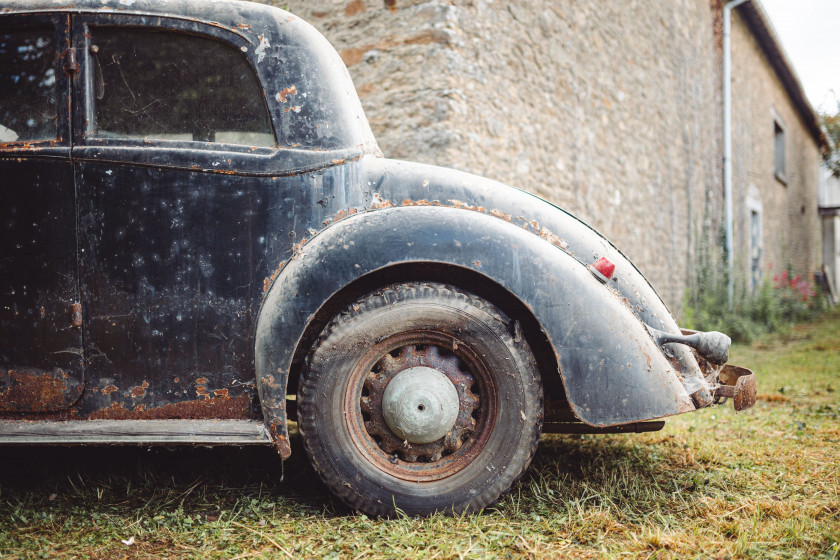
[343,330,497,482]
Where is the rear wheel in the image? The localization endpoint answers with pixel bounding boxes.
[297,282,543,516]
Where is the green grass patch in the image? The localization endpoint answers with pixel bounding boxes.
[2,309,839,559]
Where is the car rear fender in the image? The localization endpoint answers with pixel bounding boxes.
[255,206,695,457]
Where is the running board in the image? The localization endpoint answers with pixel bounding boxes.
[0,419,272,445]
[542,421,666,434]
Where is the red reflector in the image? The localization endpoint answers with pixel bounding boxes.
[589,257,615,283]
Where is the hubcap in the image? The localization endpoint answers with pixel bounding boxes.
[346,333,495,482]
[382,366,460,444]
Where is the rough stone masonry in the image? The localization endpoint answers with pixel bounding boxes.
[270,0,819,316]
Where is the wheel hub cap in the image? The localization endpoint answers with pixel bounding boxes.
[382,366,460,444]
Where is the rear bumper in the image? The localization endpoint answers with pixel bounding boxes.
[661,327,756,412]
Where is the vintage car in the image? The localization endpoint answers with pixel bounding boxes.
[0,0,756,516]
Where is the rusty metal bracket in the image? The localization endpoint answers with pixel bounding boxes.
[71,302,82,327]
[714,364,757,411]
[63,48,79,73]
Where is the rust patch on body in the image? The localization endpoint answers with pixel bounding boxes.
[130,381,149,398]
[402,199,439,207]
[447,199,486,213]
[0,370,70,411]
[275,85,297,103]
[88,394,251,420]
[538,226,569,250]
[292,237,308,253]
[195,377,211,400]
[489,209,512,222]
[71,302,83,326]
[263,261,288,293]
[363,196,576,257]
[322,207,358,227]
[370,193,394,209]
[262,374,276,389]
[102,384,118,395]
[268,420,292,459]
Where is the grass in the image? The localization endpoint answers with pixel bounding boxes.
[1,309,839,559]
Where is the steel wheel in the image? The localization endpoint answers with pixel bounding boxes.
[348,331,493,482]
[298,282,543,516]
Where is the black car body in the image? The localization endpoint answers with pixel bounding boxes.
[0,0,756,516]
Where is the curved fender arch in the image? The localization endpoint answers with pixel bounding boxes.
[255,206,694,457]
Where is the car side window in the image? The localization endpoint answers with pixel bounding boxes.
[90,28,275,148]
[0,27,57,143]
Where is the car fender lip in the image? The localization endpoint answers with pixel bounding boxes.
[256,205,696,453]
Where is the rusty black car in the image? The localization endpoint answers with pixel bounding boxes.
[0,0,756,516]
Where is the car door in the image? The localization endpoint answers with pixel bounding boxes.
[70,16,277,418]
[0,15,85,412]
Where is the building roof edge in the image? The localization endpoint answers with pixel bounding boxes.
[737,0,827,150]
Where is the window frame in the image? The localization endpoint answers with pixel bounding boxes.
[773,118,787,185]
[0,13,71,151]
[72,15,277,156]
[748,208,762,291]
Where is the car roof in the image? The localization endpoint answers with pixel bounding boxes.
[1,0,381,155]
[0,0,291,34]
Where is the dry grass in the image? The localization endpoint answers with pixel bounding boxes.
[1,308,839,559]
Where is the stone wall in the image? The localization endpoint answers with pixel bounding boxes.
[268,0,820,315]
[730,9,821,287]
[440,0,724,313]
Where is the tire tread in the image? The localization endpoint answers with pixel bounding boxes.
[298,282,542,516]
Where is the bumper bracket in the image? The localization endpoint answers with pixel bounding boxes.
[714,364,757,411]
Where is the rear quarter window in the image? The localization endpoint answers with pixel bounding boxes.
[90,28,275,148]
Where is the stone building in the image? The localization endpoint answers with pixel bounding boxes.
[728,2,825,294]
[273,0,826,316]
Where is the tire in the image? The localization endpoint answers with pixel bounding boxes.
[298,282,543,516]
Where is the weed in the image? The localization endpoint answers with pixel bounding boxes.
[684,261,826,343]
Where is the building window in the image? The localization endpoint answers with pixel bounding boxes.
[774,120,786,183]
[749,209,762,291]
